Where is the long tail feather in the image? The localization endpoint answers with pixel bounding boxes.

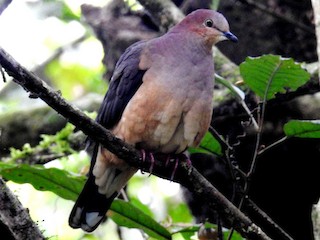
[69,144,136,232]
[69,173,118,232]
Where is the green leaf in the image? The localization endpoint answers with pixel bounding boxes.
[172,226,200,239]
[240,55,310,100]
[0,163,85,201]
[284,120,320,138]
[60,2,81,22]
[40,123,76,154]
[130,197,155,218]
[9,144,34,162]
[109,199,171,240]
[188,131,222,156]
[0,163,173,239]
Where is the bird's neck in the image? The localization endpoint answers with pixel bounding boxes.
[166,28,214,55]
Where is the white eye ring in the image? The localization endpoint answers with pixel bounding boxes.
[204,19,214,28]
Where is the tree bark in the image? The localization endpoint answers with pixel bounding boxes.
[0,179,45,240]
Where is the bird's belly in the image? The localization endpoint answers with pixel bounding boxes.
[112,83,213,154]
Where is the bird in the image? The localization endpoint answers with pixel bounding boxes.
[69,9,237,232]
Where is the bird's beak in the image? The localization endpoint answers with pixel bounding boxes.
[223,31,238,43]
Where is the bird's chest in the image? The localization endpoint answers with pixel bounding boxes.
[113,71,213,153]
[113,46,214,152]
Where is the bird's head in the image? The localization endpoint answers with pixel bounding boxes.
[174,9,238,47]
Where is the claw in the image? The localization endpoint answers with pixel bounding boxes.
[183,154,192,167]
[139,149,155,176]
[148,153,155,176]
[140,149,146,174]
[185,157,192,175]
[170,158,179,181]
[168,154,193,181]
[141,149,146,162]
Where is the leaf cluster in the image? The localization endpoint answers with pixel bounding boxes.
[8,123,76,163]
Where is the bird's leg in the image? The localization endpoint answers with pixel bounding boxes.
[139,149,155,175]
[170,153,192,181]
[140,149,146,174]
[141,150,192,180]
[184,155,192,167]
[148,153,155,175]
[140,149,146,161]
[170,158,179,181]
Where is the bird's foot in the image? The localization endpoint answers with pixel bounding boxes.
[140,151,192,180]
[166,153,192,181]
[140,149,155,175]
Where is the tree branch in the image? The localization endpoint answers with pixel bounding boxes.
[0,178,45,240]
[245,199,294,240]
[0,46,271,239]
[137,0,184,32]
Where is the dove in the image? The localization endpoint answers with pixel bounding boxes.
[69,9,237,232]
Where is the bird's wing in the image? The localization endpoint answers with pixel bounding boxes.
[96,40,148,130]
[69,40,148,232]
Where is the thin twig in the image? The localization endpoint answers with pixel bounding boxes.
[229,62,283,239]
[248,61,282,177]
[215,74,259,130]
[209,126,231,151]
[240,100,259,130]
[227,228,236,240]
[246,198,294,240]
[258,136,288,156]
[39,34,88,68]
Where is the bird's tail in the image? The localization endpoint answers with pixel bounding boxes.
[69,145,136,232]
[69,173,117,232]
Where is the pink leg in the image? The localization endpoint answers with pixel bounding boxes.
[169,154,192,181]
[183,155,193,175]
[170,158,179,181]
[148,152,155,175]
[141,149,146,162]
[183,154,192,167]
[140,149,146,174]
[140,149,155,176]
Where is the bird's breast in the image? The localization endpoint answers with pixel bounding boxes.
[112,71,213,154]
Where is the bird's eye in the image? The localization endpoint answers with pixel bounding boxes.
[204,19,214,28]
